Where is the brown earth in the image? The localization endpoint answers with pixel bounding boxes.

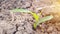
[0,0,60,34]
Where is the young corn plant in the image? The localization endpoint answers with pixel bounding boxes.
[11,8,53,29]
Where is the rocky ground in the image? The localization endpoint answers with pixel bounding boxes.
[0,0,60,34]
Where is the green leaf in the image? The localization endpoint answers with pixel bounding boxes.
[30,12,39,21]
[11,8,31,13]
[11,8,40,21]
[33,15,53,29]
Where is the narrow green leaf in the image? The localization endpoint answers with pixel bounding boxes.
[33,15,53,29]
[11,8,30,13]
[11,8,40,21]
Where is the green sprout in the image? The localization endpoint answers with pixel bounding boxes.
[11,8,53,29]
[30,12,39,21]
